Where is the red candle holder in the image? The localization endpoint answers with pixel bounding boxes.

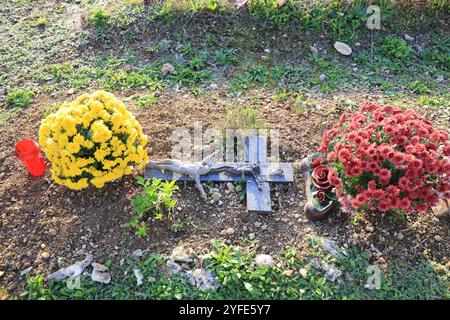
[15,139,46,177]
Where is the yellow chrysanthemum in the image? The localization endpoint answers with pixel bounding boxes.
[38,91,149,190]
[91,120,112,143]
[66,142,81,154]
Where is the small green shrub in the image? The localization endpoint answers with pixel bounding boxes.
[26,275,49,300]
[134,93,159,108]
[214,48,237,66]
[379,36,412,60]
[222,106,263,131]
[6,88,34,108]
[125,177,178,237]
[91,8,110,30]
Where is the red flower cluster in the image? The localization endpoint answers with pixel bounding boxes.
[319,103,450,214]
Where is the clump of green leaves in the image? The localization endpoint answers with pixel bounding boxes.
[91,8,110,30]
[134,93,159,108]
[26,275,49,300]
[35,16,48,28]
[6,88,34,108]
[148,2,174,23]
[125,177,178,237]
[214,48,237,66]
[221,106,265,132]
[379,36,412,60]
[171,219,184,233]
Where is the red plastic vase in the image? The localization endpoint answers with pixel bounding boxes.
[15,139,46,177]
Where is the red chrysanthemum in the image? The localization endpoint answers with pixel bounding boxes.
[317,103,449,215]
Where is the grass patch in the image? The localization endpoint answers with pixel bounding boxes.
[23,240,449,300]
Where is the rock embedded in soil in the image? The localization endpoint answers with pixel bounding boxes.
[91,262,111,284]
[134,268,144,286]
[211,192,222,203]
[161,63,175,75]
[190,269,220,291]
[299,268,308,278]
[334,41,352,56]
[309,46,319,54]
[132,249,143,259]
[321,238,346,258]
[283,270,294,277]
[170,246,193,263]
[166,261,183,275]
[220,227,235,236]
[322,263,343,282]
[255,254,274,267]
[404,34,415,42]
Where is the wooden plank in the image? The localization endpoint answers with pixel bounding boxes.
[145,163,294,183]
[246,178,272,214]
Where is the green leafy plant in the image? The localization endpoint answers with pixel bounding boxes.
[126,177,179,237]
[91,8,110,30]
[221,106,264,132]
[35,16,48,28]
[26,275,50,300]
[171,219,184,233]
[214,48,237,65]
[379,36,412,60]
[6,88,34,108]
[206,0,219,11]
[134,93,159,108]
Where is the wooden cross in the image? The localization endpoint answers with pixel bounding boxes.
[144,135,294,214]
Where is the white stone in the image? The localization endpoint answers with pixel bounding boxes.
[133,268,144,286]
[161,63,175,75]
[190,269,220,291]
[220,227,235,236]
[322,263,342,282]
[255,254,274,267]
[91,262,111,284]
[404,34,415,42]
[170,246,193,263]
[309,46,319,54]
[132,249,143,259]
[334,41,352,56]
[211,192,222,202]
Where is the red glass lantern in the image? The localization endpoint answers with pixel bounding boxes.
[15,139,46,177]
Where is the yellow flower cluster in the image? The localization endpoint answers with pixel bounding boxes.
[39,91,149,190]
